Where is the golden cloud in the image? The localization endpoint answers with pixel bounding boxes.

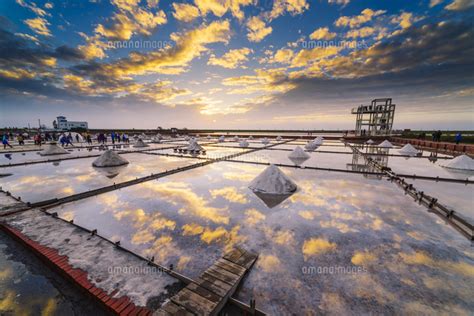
[24,17,51,36]
[208,47,253,69]
[246,16,272,42]
[310,27,337,40]
[267,0,310,20]
[335,8,386,28]
[172,3,201,22]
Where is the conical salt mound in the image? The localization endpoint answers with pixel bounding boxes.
[151,136,162,143]
[207,135,212,140]
[366,139,374,144]
[276,136,283,141]
[218,136,225,142]
[313,136,324,145]
[40,143,70,156]
[92,150,129,167]
[288,146,310,159]
[378,140,393,148]
[248,135,253,140]
[288,146,310,165]
[133,139,149,148]
[305,141,318,151]
[399,143,419,156]
[184,136,190,141]
[239,140,249,147]
[249,164,297,194]
[187,140,203,151]
[441,155,474,171]
[262,138,270,144]
[233,136,239,141]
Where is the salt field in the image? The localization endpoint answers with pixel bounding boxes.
[1,136,473,314]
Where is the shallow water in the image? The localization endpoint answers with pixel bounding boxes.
[0,147,102,165]
[46,161,474,314]
[0,153,197,203]
[0,230,104,315]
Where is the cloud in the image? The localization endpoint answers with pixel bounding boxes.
[94,0,167,41]
[266,0,310,20]
[208,47,253,68]
[95,9,166,40]
[335,8,386,28]
[16,0,48,17]
[194,0,253,20]
[223,68,296,94]
[310,27,337,40]
[445,0,474,10]
[290,45,340,67]
[246,16,272,42]
[429,0,444,7]
[24,17,51,36]
[172,3,201,22]
[328,0,350,6]
[345,26,376,38]
[391,12,419,29]
[106,19,231,76]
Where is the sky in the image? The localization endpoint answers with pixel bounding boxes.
[0,0,473,130]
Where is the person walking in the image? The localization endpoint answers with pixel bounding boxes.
[2,134,13,149]
[455,132,462,145]
[17,134,24,145]
[36,133,42,147]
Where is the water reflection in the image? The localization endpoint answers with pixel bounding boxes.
[94,164,128,179]
[45,161,474,314]
[347,145,388,180]
[252,191,294,208]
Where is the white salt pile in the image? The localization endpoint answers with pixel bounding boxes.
[187,140,203,151]
[378,140,393,148]
[184,136,190,141]
[207,135,212,140]
[133,139,149,148]
[313,136,324,145]
[276,136,283,141]
[288,146,310,165]
[249,164,297,194]
[233,136,239,142]
[218,135,225,142]
[92,150,129,167]
[366,139,374,144]
[305,141,319,151]
[398,143,420,156]
[248,135,254,140]
[239,139,249,147]
[441,154,474,171]
[151,136,162,143]
[261,137,270,144]
[39,143,70,156]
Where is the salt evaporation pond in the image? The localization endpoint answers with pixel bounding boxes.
[0,153,197,203]
[149,146,246,159]
[46,161,474,314]
[0,147,103,165]
[237,149,354,169]
[0,230,105,315]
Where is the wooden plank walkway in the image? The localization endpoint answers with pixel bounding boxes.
[156,247,258,316]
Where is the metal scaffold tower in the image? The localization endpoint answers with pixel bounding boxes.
[351,98,396,136]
